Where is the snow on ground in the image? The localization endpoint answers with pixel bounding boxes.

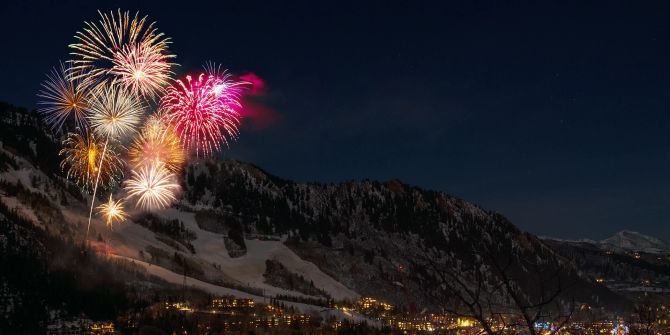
[111,254,262,299]
[0,196,42,228]
[61,205,242,280]
[59,205,358,301]
[0,147,58,198]
[110,254,377,326]
[601,230,670,254]
[156,208,359,301]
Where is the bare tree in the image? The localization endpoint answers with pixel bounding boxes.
[628,300,662,335]
[412,231,575,335]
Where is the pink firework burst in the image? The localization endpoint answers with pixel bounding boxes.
[161,73,242,157]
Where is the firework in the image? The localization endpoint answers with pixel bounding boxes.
[111,43,174,99]
[37,62,89,132]
[161,73,242,156]
[128,116,185,173]
[88,83,144,139]
[59,131,123,191]
[46,10,250,238]
[85,82,143,237]
[97,194,127,228]
[125,162,180,210]
[69,9,174,90]
[204,61,246,100]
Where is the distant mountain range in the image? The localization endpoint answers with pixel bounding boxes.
[601,230,670,254]
[543,230,670,254]
[542,231,670,300]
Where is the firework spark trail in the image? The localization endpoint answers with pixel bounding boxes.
[68,9,175,91]
[160,73,242,157]
[37,62,89,132]
[85,137,109,240]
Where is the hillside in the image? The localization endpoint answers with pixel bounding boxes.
[0,102,637,325]
[178,158,630,311]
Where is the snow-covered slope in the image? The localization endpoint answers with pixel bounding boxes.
[60,204,358,301]
[155,208,358,300]
[600,230,670,254]
[107,254,374,324]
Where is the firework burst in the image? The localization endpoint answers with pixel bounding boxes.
[59,131,123,191]
[37,62,89,132]
[97,194,127,228]
[69,9,175,90]
[128,116,185,173]
[88,83,144,139]
[111,43,174,99]
[160,73,242,156]
[125,162,180,210]
[43,10,251,236]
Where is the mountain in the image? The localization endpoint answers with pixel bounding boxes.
[542,232,670,300]
[180,159,629,310]
[0,102,640,329]
[601,230,670,254]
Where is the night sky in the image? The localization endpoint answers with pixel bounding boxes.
[1,1,670,241]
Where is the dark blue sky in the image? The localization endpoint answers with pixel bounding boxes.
[2,1,670,241]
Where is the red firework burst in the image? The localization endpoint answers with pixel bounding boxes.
[160,73,242,157]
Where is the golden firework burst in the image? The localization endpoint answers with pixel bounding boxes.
[37,62,89,132]
[59,131,124,191]
[128,116,185,173]
[68,9,175,91]
[97,194,127,228]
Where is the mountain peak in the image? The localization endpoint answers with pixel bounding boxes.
[601,230,669,254]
